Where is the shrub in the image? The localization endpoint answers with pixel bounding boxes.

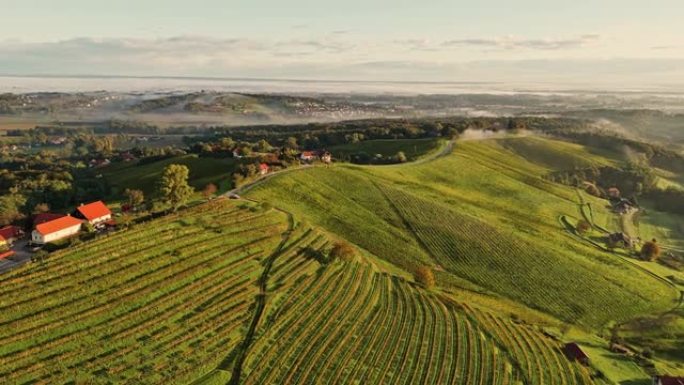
[260,202,273,211]
[329,241,356,262]
[642,348,653,359]
[414,266,435,289]
[640,239,661,261]
[576,220,592,235]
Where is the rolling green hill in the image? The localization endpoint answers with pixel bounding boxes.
[3,134,683,383]
[247,137,679,328]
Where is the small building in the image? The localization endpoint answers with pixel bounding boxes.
[320,151,332,164]
[613,198,633,214]
[610,343,632,355]
[564,342,589,365]
[654,376,684,385]
[300,151,317,162]
[259,163,270,175]
[31,215,83,245]
[608,232,633,248]
[74,201,113,226]
[0,226,23,246]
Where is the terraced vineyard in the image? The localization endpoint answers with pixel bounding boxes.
[242,258,528,385]
[0,199,287,384]
[462,305,594,385]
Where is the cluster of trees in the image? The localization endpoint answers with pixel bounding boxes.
[546,163,657,199]
[547,161,684,216]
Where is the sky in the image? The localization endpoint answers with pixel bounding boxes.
[1,0,683,89]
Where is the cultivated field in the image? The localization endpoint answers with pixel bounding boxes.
[0,199,286,384]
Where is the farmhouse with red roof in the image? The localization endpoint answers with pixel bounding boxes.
[31,215,83,245]
[74,201,112,226]
[259,163,270,175]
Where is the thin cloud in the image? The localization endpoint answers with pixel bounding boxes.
[441,34,600,50]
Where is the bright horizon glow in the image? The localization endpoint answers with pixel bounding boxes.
[1,0,683,89]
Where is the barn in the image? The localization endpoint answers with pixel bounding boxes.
[31,216,83,245]
[74,201,112,226]
[564,342,589,365]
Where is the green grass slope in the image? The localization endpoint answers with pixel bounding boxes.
[247,137,678,327]
[329,138,442,162]
[101,154,236,196]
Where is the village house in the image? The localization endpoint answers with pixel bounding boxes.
[564,342,589,365]
[0,226,23,246]
[31,215,83,245]
[613,198,633,214]
[259,163,270,175]
[300,151,317,162]
[653,376,684,385]
[320,151,332,164]
[74,201,113,227]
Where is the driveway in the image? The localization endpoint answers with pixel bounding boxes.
[0,239,34,275]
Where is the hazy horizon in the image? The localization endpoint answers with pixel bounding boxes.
[3,74,684,96]
[1,0,683,89]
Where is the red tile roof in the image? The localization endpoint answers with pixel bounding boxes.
[659,377,684,385]
[259,163,269,170]
[76,201,112,221]
[35,216,83,235]
[0,226,21,240]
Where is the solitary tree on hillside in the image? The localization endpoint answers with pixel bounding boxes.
[158,164,195,211]
[202,183,218,200]
[329,241,356,262]
[576,220,592,235]
[640,239,661,261]
[414,266,435,289]
[124,188,145,209]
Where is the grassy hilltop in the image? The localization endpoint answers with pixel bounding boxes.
[247,137,679,327]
